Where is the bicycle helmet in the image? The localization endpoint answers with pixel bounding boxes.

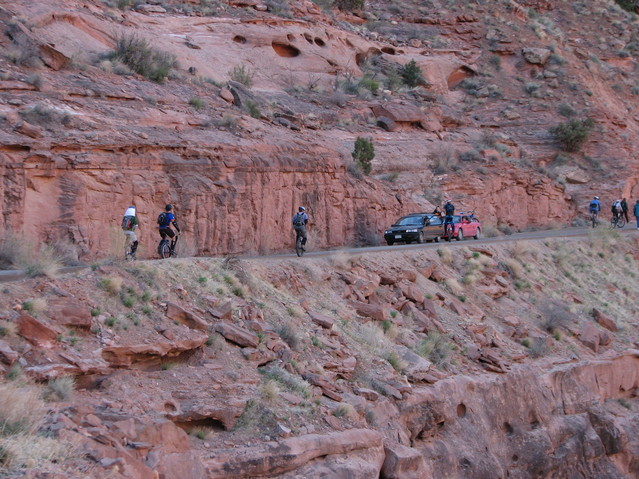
[124,206,136,217]
[593,196,599,200]
[165,204,173,211]
[299,206,306,212]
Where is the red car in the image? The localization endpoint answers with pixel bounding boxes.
[448,213,482,241]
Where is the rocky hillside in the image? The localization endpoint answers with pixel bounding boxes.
[1,232,639,477]
[2,0,639,258]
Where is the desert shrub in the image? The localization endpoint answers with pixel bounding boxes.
[431,144,458,174]
[45,377,74,402]
[549,118,595,152]
[244,99,261,119]
[189,97,204,110]
[400,59,424,87]
[615,0,638,12]
[352,137,375,175]
[459,149,482,162]
[108,34,177,83]
[0,232,22,270]
[415,332,454,369]
[539,301,574,333]
[260,365,310,397]
[25,74,43,90]
[334,0,364,10]
[488,54,501,71]
[99,276,123,295]
[386,351,406,372]
[524,82,542,96]
[19,104,70,127]
[558,103,576,117]
[219,115,239,129]
[332,403,356,418]
[358,76,379,93]
[459,78,483,96]
[275,322,300,350]
[229,64,253,87]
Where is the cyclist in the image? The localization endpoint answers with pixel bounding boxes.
[121,205,139,259]
[158,204,180,254]
[443,199,455,238]
[612,199,623,222]
[292,206,309,252]
[589,196,600,225]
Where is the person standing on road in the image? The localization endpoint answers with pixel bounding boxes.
[443,199,455,236]
[621,198,630,223]
[292,206,309,251]
[634,199,639,229]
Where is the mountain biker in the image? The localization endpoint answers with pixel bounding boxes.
[589,196,600,224]
[612,199,623,222]
[621,198,629,223]
[443,199,455,237]
[121,205,139,259]
[158,204,180,253]
[292,206,309,252]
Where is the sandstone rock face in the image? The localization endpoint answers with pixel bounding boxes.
[204,429,384,478]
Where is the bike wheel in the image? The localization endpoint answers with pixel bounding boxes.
[159,240,171,259]
[295,237,304,257]
[617,217,626,228]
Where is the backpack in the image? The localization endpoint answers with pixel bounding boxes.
[589,200,598,210]
[293,212,305,227]
[121,215,134,231]
[444,203,454,215]
[157,212,168,227]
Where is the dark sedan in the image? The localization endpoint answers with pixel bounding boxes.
[383,213,443,245]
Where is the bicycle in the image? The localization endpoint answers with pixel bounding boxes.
[589,210,599,228]
[443,222,454,242]
[124,236,136,261]
[295,232,304,257]
[158,235,179,259]
[610,215,625,229]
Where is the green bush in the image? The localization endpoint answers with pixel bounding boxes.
[189,97,205,110]
[352,136,375,175]
[549,118,595,152]
[229,64,253,87]
[615,0,637,12]
[109,34,177,83]
[400,60,424,88]
[334,0,363,10]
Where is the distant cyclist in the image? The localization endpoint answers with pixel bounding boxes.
[158,204,180,254]
[612,199,623,222]
[292,206,309,252]
[121,205,139,259]
[589,196,600,226]
[443,199,455,237]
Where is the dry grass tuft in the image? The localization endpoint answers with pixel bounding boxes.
[332,403,357,419]
[444,277,463,296]
[437,247,453,265]
[275,322,301,351]
[45,377,74,402]
[260,380,280,402]
[502,258,525,279]
[415,332,455,369]
[100,276,124,295]
[0,321,17,338]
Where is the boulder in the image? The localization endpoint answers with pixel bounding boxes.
[381,442,430,479]
[579,322,600,353]
[209,301,233,320]
[377,116,397,132]
[308,311,335,329]
[396,346,432,382]
[102,331,208,366]
[0,339,18,365]
[348,300,387,321]
[204,429,383,478]
[371,102,424,123]
[166,302,209,331]
[400,282,425,304]
[592,308,618,332]
[17,314,58,347]
[214,322,259,348]
[522,47,551,65]
[47,299,92,328]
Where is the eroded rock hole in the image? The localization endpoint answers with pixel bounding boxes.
[381,46,396,55]
[437,420,445,430]
[304,33,313,43]
[459,458,471,469]
[175,418,225,433]
[531,420,541,429]
[456,403,467,418]
[287,33,295,41]
[314,38,326,47]
[512,454,519,462]
[233,35,247,44]
[503,422,514,434]
[272,42,301,58]
[448,65,475,89]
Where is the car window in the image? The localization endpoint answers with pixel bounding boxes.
[453,215,461,223]
[462,216,470,222]
[396,216,424,226]
[429,216,442,225]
